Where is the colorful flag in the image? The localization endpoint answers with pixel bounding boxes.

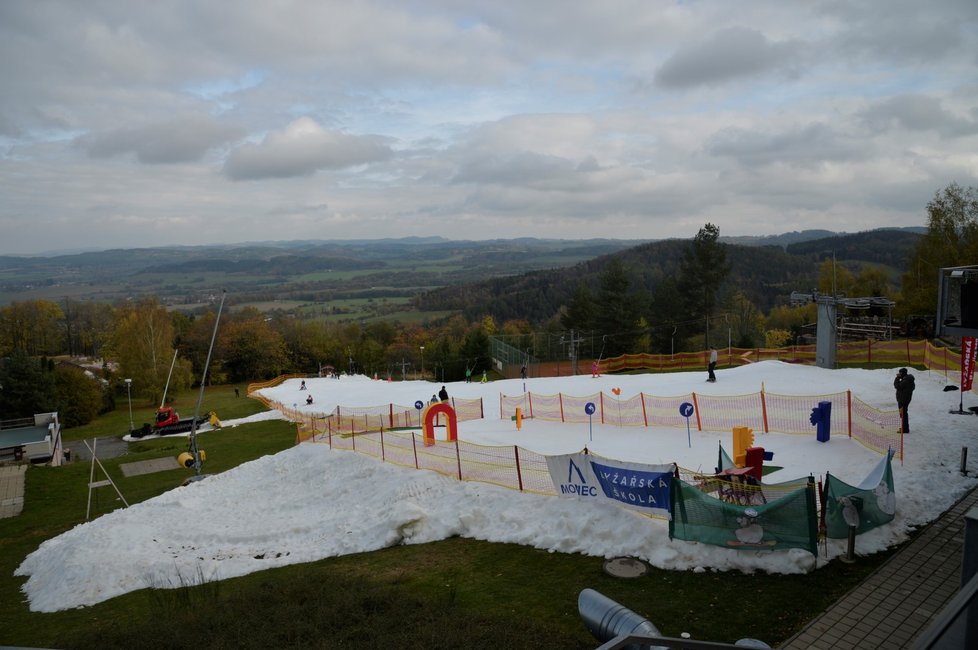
[962,336,976,392]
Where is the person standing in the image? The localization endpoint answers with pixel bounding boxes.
[894,367,916,433]
[438,385,449,402]
[707,347,718,382]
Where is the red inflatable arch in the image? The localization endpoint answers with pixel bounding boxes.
[423,402,458,447]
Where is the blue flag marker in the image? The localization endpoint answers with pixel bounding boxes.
[679,401,694,448]
[584,402,596,441]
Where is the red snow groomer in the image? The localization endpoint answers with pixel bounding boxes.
[130,406,209,438]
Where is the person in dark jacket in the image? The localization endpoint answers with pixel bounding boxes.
[438,385,449,402]
[894,368,916,433]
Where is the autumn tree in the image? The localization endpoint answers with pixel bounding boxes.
[0,300,65,356]
[109,298,187,404]
[902,183,978,315]
[817,259,856,296]
[217,308,289,382]
[67,301,115,358]
[726,291,764,348]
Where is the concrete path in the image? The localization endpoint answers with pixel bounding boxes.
[780,483,978,648]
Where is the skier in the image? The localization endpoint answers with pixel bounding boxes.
[438,385,449,402]
[707,347,717,382]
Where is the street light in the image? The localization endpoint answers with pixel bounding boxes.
[420,346,425,380]
[124,378,134,433]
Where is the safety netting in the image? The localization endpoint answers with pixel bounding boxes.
[823,451,896,538]
[670,477,819,555]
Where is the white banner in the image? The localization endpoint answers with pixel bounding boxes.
[546,453,674,518]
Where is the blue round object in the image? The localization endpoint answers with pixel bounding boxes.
[679,401,694,418]
[584,402,596,415]
[415,400,424,410]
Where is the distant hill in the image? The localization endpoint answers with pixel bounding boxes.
[414,228,922,324]
[722,226,924,249]
[0,230,923,323]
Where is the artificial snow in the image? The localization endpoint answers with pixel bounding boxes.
[15,361,978,611]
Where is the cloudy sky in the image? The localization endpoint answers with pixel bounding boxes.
[1,1,976,255]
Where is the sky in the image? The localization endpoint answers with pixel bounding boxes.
[15,361,978,618]
[1,2,976,255]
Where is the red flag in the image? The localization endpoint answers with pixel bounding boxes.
[962,336,977,392]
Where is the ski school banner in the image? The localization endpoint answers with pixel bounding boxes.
[962,336,976,392]
[545,453,674,518]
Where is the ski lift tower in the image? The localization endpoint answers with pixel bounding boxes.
[937,265,978,337]
[791,291,897,369]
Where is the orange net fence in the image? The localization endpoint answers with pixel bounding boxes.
[599,339,969,385]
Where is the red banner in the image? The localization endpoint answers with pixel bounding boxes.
[962,337,977,392]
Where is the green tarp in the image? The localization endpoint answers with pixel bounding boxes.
[824,450,895,538]
[670,477,818,556]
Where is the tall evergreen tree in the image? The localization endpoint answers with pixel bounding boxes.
[678,223,731,348]
[0,350,55,417]
[593,257,642,357]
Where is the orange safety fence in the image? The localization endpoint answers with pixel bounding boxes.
[599,339,972,390]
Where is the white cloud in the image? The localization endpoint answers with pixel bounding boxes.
[223,118,393,180]
[0,0,977,253]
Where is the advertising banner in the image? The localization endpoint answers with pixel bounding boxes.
[962,336,976,392]
[546,453,673,518]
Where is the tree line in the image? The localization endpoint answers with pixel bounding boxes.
[1,182,976,426]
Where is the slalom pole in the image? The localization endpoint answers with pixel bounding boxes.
[188,289,227,478]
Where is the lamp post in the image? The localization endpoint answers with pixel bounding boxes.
[124,378,134,433]
[420,346,425,380]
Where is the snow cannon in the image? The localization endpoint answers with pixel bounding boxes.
[177,451,206,468]
[810,400,832,442]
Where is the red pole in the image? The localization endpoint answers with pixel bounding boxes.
[455,439,462,480]
[692,393,702,430]
[847,390,853,438]
[600,392,605,424]
[559,393,565,422]
[380,428,385,462]
[412,431,419,469]
[761,388,769,433]
[640,392,648,427]
[514,446,524,491]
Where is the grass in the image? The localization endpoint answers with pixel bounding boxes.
[0,391,901,649]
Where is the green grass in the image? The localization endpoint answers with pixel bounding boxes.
[1,395,900,649]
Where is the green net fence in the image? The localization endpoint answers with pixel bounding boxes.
[823,451,896,538]
[670,477,819,555]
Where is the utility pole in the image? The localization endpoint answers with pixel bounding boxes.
[562,329,582,376]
